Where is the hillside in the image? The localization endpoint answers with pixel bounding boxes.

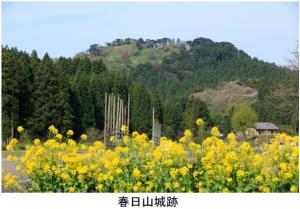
[77,37,298,131]
[78,37,297,94]
[76,42,180,71]
[192,81,258,112]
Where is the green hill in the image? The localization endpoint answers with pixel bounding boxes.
[77,37,298,131]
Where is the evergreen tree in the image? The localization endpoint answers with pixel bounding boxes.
[18,51,34,127]
[71,70,95,134]
[29,53,73,136]
[222,105,236,136]
[163,96,188,139]
[89,72,106,130]
[2,47,20,140]
[182,97,211,132]
[129,84,151,134]
[91,59,107,73]
[30,50,40,74]
[151,92,163,123]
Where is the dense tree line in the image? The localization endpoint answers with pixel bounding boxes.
[2,47,130,140]
[2,46,212,142]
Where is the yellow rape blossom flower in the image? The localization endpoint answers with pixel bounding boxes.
[133,185,139,192]
[132,131,139,138]
[227,132,237,146]
[259,186,270,193]
[179,166,189,176]
[48,125,58,134]
[145,181,154,192]
[66,129,74,136]
[110,136,116,142]
[15,165,21,171]
[48,125,55,132]
[237,170,245,178]
[121,125,128,134]
[179,137,187,143]
[116,168,123,175]
[7,155,13,161]
[6,144,13,151]
[169,168,178,179]
[279,163,287,171]
[196,118,204,126]
[80,134,88,141]
[11,138,18,145]
[165,182,171,189]
[284,172,293,179]
[223,188,229,192]
[193,171,198,178]
[227,178,233,183]
[96,184,103,191]
[255,175,263,182]
[17,126,24,134]
[34,138,41,145]
[211,127,220,137]
[55,133,63,141]
[136,181,142,188]
[290,185,297,192]
[149,170,155,175]
[69,186,75,192]
[2,173,21,191]
[173,182,180,189]
[184,129,193,138]
[123,136,130,144]
[225,151,238,161]
[77,166,88,175]
[53,128,58,135]
[292,136,298,143]
[132,168,141,178]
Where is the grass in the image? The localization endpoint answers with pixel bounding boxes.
[80,44,181,71]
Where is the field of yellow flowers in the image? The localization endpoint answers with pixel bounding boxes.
[2,121,299,193]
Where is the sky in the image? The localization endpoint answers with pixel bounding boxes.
[2,2,299,66]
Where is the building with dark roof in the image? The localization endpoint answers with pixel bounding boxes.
[254,122,279,135]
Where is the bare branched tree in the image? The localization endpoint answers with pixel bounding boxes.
[287,42,299,71]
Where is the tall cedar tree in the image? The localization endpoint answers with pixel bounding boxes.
[18,51,34,127]
[29,53,73,136]
[151,92,163,123]
[163,96,188,139]
[182,97,211,132]
[71,68,95,134]
[2,47,21,140]
[129,84,152,134]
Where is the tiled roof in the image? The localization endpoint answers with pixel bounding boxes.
[255,122,279,130]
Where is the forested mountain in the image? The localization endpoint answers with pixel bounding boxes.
[2,37,298,141]
[78,37,298,133]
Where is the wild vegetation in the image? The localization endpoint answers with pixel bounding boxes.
[192,81,258,113]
